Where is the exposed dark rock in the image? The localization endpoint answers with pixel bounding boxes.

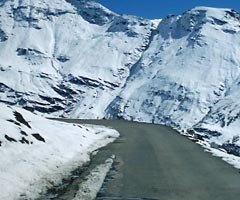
[107,16,143,38]
[32,133,45,142]
[186,129,195,136]
[0,29,8,42]
[16,48,43,56]
[20,130,28,136]
[66,0,115,25]
[57,55,70,63]
[27,99,50,106]
[0,66,6,71]
[5,134,17,142]
[227,113,240,126]
[34,105,65,113]
[103,80,120,88]
[0,82,14,93]
[193,128,222,137]
[0,100,16,106]
[7,119,21,126]
[19,137,29,144]
[52,84,78,98]
[16,48,27,56]
[210,142,219,149]
[222,143,240,156]
[223,29,237,34]
[23,106,34,112]
[232,135,240,144]
[211,17,227,25]
[13,6,38,23]
[68,75,100,87]
[39,95,56,104]
[193,133,204,141]
[39,73,52,79]
[14,111,31,128]
[225,9,240,20]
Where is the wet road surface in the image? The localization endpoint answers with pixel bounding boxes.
[53,119,240,200]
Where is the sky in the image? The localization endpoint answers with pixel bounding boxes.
[96,0,240,19]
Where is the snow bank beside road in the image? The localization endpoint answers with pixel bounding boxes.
[181,128,240,169]
[0,104,119,200]
[73,156,114,200]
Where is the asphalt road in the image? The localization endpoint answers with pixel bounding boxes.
[58,119,240,200]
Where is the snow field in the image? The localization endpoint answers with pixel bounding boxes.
[0,104,119,200]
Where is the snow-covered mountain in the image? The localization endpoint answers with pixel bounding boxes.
[107,7,240,127]
[0,0,156,118]
[1,1,240,154]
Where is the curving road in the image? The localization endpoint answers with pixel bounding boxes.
[58,119,240,200]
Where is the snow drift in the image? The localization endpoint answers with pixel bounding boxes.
[0,103,119,200]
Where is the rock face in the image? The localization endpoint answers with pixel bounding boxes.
[1,1,240,151]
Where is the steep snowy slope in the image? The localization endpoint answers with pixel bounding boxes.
[0,103,118,200]
[0,0,156,118]
[193,82,240,156]
[1,1,240,156]
[106,7,240,129]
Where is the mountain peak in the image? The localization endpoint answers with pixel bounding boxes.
[157,5,240,42]
[0,0,116,26]
[65,0,116,25]
[186,6,240,22]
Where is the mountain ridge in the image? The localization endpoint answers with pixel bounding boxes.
[1,0,240,154]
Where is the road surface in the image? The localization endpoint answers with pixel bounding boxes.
[55,119,240,200]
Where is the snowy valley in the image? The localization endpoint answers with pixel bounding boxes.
[1,0,240,156]
[1,0,240,198]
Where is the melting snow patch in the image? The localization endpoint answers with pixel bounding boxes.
[73,156,115,200]
[180,129,240,169]
[197,140,240,169]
